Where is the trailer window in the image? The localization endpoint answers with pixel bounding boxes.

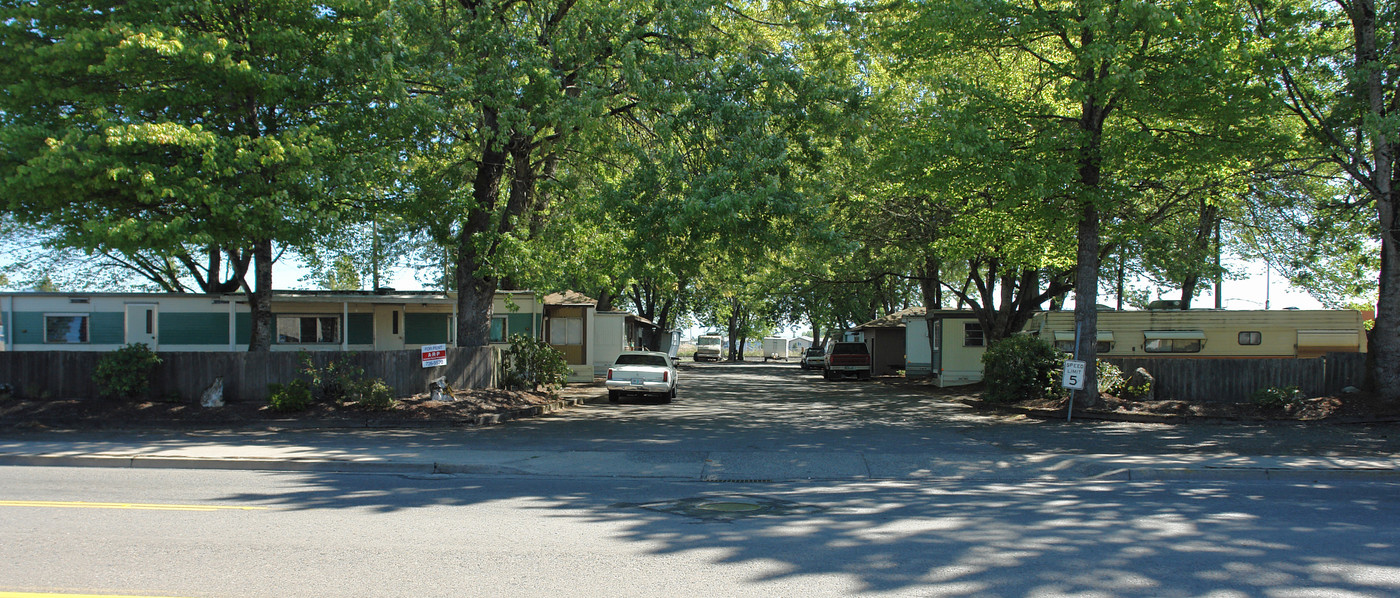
[1238,331,1262,345]
[963,323,984,347]
[1056,339,1113,353]
[277,315,340,344]
[1052,331,1114,354]
[1145,338,1202,353]
[44,314,89,344]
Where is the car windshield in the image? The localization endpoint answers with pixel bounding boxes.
[832,343,867,354]
[615,354,668,367]
[806,348,824,356]
[697,338,721,346]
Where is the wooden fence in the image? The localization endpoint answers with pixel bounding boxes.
[1104,353,1367,403]
[0,347,498,403]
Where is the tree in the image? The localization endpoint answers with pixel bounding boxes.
[1235,165,1379,308]
[1247,0,1398,398]
[885,0,1273,406]
[0,1,389,349]
[317,255,363,291]
[392,0,855,348]
[391,0,722,347]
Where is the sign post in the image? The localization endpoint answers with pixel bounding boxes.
[1061,359,1086,422]
[421,343,447,369]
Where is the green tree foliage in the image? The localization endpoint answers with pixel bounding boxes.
[1235,173,1379,309]
[389,0,721,347]
[876,0,1276,405]
[316,255,363,291]
[1246,0,1398,398]
[398,0,857,348]
[0,1,390,349]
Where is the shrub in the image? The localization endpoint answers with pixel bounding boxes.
[93,343,163,400]
[268,379,313,412]
[503,333,572,392]
[1250,385,1303,409]
[350,378,397,411]
[981,334,1067,404]
[299,352,363,404]
[1097,360,1126,396]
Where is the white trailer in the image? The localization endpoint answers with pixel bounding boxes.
[762,336,789,361]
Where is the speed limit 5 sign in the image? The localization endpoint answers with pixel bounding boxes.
[1061,360,1087,390]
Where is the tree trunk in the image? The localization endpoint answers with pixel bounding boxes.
[454,108,511,347]
[1352,0,1400,400]
[247,239,274,352]
[1179,275,1198,310]
[1072,203,1101,407]
[456,267,496,347]
[1072,53,1109,407]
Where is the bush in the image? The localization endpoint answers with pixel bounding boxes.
[503,333,572,392]
[981,334,1068,404]
[299,352,364,404]
[350,378,397,411]
[93,343,163,400]
[267,379,313,412]
[1097,360,1126,396]
[1250,385,1303,409]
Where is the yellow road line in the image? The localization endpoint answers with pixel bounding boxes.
[0,593,197,598]
[0,500,266,512]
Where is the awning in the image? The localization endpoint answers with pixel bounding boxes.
[1297,330,1360,348]
[1052,331,1115,342]
[1143,330,1206,340]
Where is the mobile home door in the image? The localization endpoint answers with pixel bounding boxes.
[125,304,158,349]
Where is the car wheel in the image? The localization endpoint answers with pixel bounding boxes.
[823,369,833,381]
[608,390,619,403]
[670,385,677,399]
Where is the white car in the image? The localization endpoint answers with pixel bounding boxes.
[605,351,677,403]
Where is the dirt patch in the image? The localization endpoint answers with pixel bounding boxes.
[0,386,586,430]
[880,377,1400,422]
[982,391,1400,422]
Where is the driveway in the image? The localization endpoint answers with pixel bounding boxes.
[531,361,1400,458]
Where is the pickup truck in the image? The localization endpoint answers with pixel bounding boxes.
[823,342,872,380]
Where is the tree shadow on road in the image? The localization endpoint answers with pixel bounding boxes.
[208,469,1400,596]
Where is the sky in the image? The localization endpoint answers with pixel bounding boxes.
[288,255,1332,341]
[345,256,1328,311]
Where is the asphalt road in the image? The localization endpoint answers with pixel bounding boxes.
[1,361,1399,597]
[2,466,1398,597]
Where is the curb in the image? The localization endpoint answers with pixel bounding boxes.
[959,399,1400,426]
[2,396,590,433]
[5,453,1397,481]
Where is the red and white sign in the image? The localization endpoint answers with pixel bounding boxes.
[421,344,447,368]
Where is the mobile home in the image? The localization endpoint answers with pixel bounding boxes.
[853,307,924,376]
[1,290,469,353]
[1024,309,1369,359]
[903,309,987,387]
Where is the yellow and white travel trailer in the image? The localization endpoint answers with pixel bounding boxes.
[1025,309,1369,359]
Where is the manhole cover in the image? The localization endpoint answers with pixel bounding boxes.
[616,495,824,521]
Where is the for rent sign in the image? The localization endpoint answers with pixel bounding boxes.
[421,343,447,368]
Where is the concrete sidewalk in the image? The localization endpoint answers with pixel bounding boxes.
[2,430,1398,482]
